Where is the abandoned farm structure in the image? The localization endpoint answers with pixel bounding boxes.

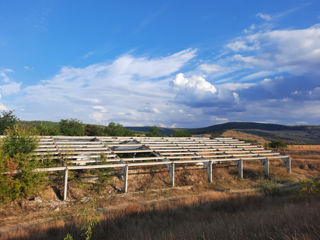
[29,136,292,200]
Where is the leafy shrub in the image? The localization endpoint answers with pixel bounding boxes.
[298,179,320,195]
[104,122,134,136]
[146,126,164,137]
[0,125,45,203]
[36,123,60,135]
[268,140,287,148]
[0,110,18,134]
[59,119,85,136]
[1,125,38,157]
[85,124,104,136]
[257,179,281,196]
[172,129,191,137]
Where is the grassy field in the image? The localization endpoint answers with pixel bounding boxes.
[0,145,320,240]
[2,191,320,240]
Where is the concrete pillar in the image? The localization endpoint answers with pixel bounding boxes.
[283,157,291,173]
[123,165,129,193]
[63,168,68,201]
[169,162,175,187]
[260,158,269,176]
[205,161,213,183]
[238,160,243,179]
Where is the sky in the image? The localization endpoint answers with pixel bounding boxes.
[0,0,320,127]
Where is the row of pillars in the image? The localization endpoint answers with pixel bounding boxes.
[62,157,291,200]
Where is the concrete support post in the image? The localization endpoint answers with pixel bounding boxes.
[205,161,213,183]
[260,158,269,176]
[169,162,175,187]
[283,157,291,173]
[238,160,243,179]
[123,165,129,193]
[63,168,68,201]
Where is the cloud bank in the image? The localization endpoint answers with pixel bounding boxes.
[5,23,320,127]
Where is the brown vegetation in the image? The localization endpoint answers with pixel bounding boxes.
[221,130,270,145]
[2,192,320,240]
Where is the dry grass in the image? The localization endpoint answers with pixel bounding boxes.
[2,192,320,240]
[221,130,269,145]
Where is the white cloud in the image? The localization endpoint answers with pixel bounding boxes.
[199,64,223,73]
[174,73,217,94]
[222,24,320,80]
[24,66,34,70]
[152,107,161,114]
[0,82,21,95]
[0,94,7,111]
[13,49,196,125]
[232,92,240,103]
[93,105,107,113]
[0,69,13,83]
[109,48,197,79]
[256,13,272,21]
[89,112,105,122]
[226,40,259,52]
[5,22,320,127]
[0,69,21,96]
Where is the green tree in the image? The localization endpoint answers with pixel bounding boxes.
[59,119,85,136]
[172,129,191,137]
[146,126,164,137]
[85,124,104,136]
[0,125,45,203]
[104,122,134,136]
[0,110,18,135]
[36,123,60,136]
[268,140,287,148]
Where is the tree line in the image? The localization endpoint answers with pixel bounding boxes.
[0,111,191,137]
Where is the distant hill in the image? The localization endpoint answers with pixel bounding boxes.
[126,122,320,144]
[125,126,175,135]
[188,122,320,144]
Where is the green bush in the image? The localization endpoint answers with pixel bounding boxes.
[146,126,164,137]
[0,125,45,203]
[172,129,191,137]
[257,179,281,196]
[268,140,287,148]
[298,179,320,195]
[85,124,104,136]
[36,123,60,135]
[2,125,38,157]
[59,119,85,136]
[104,122,134,136]
[0,110,18,134]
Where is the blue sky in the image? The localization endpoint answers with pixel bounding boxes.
[0,0,320,127]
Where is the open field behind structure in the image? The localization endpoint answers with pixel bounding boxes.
[280,145,320,169]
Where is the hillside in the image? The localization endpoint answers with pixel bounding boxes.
[126,122,320,144]
[187,122,320,144]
